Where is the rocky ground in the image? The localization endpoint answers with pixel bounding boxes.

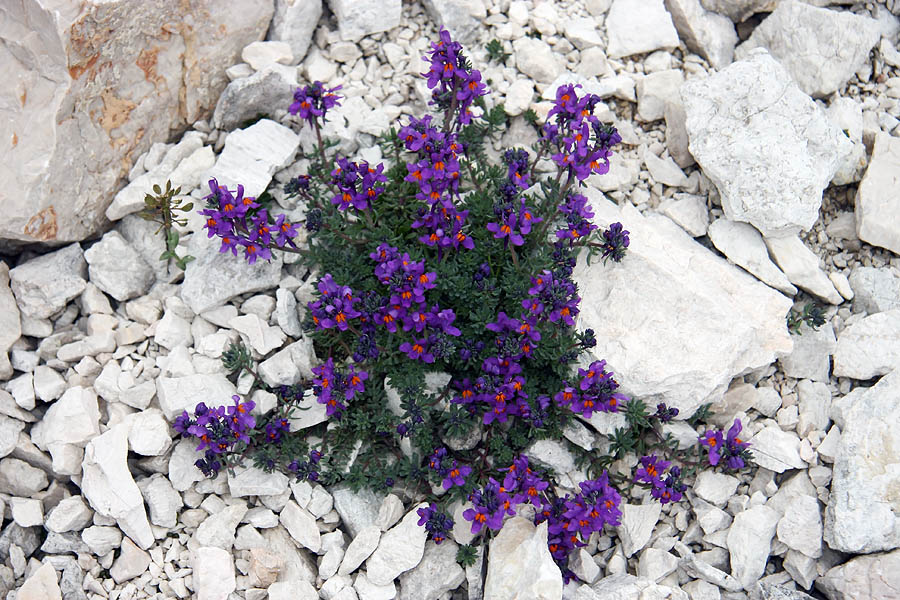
[2,0,900,599]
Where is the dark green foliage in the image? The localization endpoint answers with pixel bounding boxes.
[786,302,826,334]
[138,180,195,271]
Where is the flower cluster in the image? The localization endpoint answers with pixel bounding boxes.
[310,357,368,419]
[555,193,597,244]
[486,150,542,248]
[399,116,473,253]
[423,28,487,126]
[288,449,323,482]
[601,222,631,264]
[199,179,300,264]
[368,244,460,362]
[330,158,387,211]
[417,503,455,545]
[541,84,622,182]
[307,274,362,331]
[700,419,752,470]
[173,397,256,476]
[554,359,627,419]
[428,447,472,490]
[523,270,581,328]
[289,81,342,126]
[634,455,687,504]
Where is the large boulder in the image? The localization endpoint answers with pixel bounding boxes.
[682,49,852,238]
[572,191,793,418]
[1,0,274,247]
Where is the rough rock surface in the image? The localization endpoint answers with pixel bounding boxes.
[366,503,429,586]
[681,49,852,237]
[832,309,900,380]
[855,133,900,255]
[824,370,900,554]
[206,118,299,197]
[735,0,881,98]
[573,193,793,417]
[483,518,561,600]
[664,0,737,70]
[84,231,154,302]
[699,0,775,22]
[269,0,322,62]
[212,67,297,131]
[605,0,680,59]
[328,0,401,41]
[728,505,779,591]
[816,549,900,600]
[707,219,796,296]
[81,425,154,549]
[0,265,21,379]
[9,243,87,319]
[0,0,274,246]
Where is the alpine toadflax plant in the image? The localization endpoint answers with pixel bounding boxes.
[170,29,753,585]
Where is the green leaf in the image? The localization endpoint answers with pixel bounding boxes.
[182,202,193,212]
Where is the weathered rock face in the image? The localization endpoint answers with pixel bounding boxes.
[572,192,793,418]
[735,0,880,98]
[824,370,900,554]
[0,0,274,247]
[681,49,852,238]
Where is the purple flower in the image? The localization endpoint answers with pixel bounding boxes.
[463,478,512,535]
[399,338,435,363]
[241,240,272,265]
[601,222,630,263]
[634,455,670,488]
[700,429,724,466]
[417,503,454,544]
[289,81,342,126]
[442,462,472,490]
[486,212,525,246]
[723,419,751,470]
[274,214,299,248]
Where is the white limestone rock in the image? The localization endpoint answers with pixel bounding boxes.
[589,154,640,192]
[241,40,293,70]
[10,497,43,527]
[9,244,86,319]
[213,67,297,132]
[333,485,383,538]
[658,194,708,237]
[617,502,662,557]
[229,313,286,354]
[275,288,302,337]
[577,574,689,600]
[327,0,401,41]
[194,503,248,551]
[84,231,154,302]
[855,134,900,255]
[778,324,835,383]
[727,505,779,591]
[192,546,236,600]
[572,194,793,418]
[207,119,299,198]
[749,426,806,473]
[824,370,900,553]
[637,70,685,123]
[339,525,381,575]
[795,379,831,438]
[398,538,466,600]
[110,536,151,583]
[181,232,284,314]
[269,0,322,62]
[354,571,397,600]
[664,0,737,69]
[137,473,182,528]
[707,219,796,296]
[0,265,21,380]
[832,309,900,380]
[81,525,122,556]
[0,457,47,496]
[694,471,739,507]
[643,151,688,187]
[638,547,679,582]
[605,0,680,59]
[126,408,172,456]
[526,439,576,479]
[45,496,93,533]
[0,415,25,459]
[505,80,535,117]
[31,386,100,457]
[735,0,880,98]
[422,0,487,46]
[366,503,429,586]
[16,562,61,600]
[681,49,852,238]
[1,0,273,245]
[156,373,237,420]
[764,235,842,305]
[228,465,289,497]
[513,37,562,84]
[81,425,154,549]
[848,267,900,314]
[281,500,321,553]
[776,495,822,559]
[258,338,318,386]
[699,0,775,22]
[817,549,900,600]
[483,518,561,600]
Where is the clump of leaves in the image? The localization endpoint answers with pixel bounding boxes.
[138,180,195,270]
[786,302,826,334]
[484,39,510,64]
